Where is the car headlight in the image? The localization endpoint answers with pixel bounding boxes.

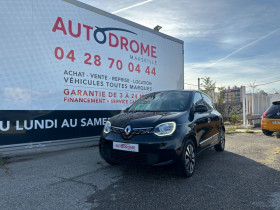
[103,121,111,134]
[154,122,176,136]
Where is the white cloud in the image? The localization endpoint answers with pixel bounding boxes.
[184,54,280,92]
[80,0,280,93]
[112,0,153,14]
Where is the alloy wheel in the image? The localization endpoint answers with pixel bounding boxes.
[185,144,195,174]
[220,130,225,149]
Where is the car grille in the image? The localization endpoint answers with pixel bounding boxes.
[100,139,174,165]
[111,126,154,139]
[111,150,158,165]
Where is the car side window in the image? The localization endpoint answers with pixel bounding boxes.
[202,94,215,110]
[193,92,204,106]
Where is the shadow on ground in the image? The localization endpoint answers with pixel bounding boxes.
[88,148,280,209]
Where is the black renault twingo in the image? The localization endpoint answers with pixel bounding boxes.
[99,90,225,177]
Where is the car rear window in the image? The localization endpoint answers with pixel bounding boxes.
[267,104,280,115]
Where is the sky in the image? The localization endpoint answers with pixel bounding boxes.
[81,0,280,93]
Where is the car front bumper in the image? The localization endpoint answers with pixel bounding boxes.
[99,128,187,166]
[99,138,178,166]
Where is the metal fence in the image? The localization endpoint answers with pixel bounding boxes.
[244,92,279,126]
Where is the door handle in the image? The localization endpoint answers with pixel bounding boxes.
[208,118,211,123]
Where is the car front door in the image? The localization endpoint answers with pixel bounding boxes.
[192,92,212,151]
[201,93,220,146]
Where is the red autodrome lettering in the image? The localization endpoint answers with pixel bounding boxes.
[52,17,67,35]
[121,144,135,150]
[141,43,150,56]
[68,20,81,38]
[109,33,119,47]
[52,17,93,41]
[109,32,157,57]
[52,17,157,57]
[151,46,157,58]
[130,40,139,53]
[120,36,129,51]
[83,24,93,41]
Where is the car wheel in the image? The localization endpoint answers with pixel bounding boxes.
[105,160,118,165]
[262,129,274,136]
[214,129,225,152]
[177,139,196,177]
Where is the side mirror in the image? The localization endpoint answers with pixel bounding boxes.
[195,104,208,113]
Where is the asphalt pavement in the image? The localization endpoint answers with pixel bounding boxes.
[0,133,280,210]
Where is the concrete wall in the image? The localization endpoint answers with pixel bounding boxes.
[269,94,280,104]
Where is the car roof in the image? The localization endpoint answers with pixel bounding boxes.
[148,90,211,99]
[152,89,203,94]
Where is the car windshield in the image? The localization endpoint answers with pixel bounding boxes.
[128,91,191,112]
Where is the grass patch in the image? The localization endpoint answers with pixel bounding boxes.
[275,147,280,155]
[96,161,102,165]
[0,154,10,174]
[225,128,236,134]
[224,121,231,125]
[244,130,255,133]
[225,128,260,134]
[0,154,6,167]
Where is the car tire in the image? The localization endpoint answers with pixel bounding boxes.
[177,139,196,177]
[105,160,118,165]
[214,129,225,152]
[262,129,274,136]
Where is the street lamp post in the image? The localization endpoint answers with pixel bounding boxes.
[242,86,246,127]
[250,82,257,126]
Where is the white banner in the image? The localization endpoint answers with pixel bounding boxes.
[0,0,184,110]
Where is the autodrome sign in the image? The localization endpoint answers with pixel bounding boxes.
[0,0,184,145]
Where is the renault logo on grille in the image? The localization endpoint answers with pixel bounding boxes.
[124,125,132,135]
[277,111,280,116]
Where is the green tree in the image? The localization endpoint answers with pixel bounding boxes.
[217,86,225,104]
[200,77,216,101]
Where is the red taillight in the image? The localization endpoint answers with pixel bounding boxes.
[262,111,267,118]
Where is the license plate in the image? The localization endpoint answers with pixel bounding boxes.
[113,142,139,152]
[271,121,280,124]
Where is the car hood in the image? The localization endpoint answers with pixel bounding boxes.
[109,111,185,128]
